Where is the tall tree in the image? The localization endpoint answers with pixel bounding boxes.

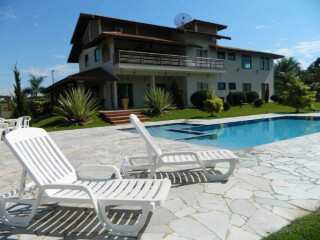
[274,57,302,95]
[23,75,46,100]
[12,64,32,117]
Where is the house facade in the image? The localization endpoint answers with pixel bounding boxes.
[44,13,283,109]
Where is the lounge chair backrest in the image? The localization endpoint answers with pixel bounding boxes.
[130,114,162,158]
[4,128,77,186]
[23,116,31,128]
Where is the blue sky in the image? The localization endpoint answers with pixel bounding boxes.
[0,0,320,95]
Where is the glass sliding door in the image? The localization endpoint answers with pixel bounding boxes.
[117,84,134,108]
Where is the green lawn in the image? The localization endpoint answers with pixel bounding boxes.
[263,209,320,240]
[32,114,112,132]
[148,102,320,122]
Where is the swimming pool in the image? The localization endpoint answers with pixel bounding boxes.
[123,116,320,150]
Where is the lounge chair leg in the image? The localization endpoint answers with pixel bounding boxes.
[201,159,238,182]
[0,199,37,227]
[97,201,154,237]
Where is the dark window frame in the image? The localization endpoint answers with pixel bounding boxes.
[242,55,252,69]
[217,51,225,60]
[229,82,236,90]
[94,48,100,62]
[265,57,269,70]
[197,82,209,90]
[260,57,264,70]
[85,54,89,67]
[228,53,236,61]
[218,82,226,90]
[243,83,252,92]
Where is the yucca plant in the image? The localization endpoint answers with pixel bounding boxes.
[143,87,173,116]
[54,88,100,124]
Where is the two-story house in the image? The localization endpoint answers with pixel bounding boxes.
[44,13,283,109]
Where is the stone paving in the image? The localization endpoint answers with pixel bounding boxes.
[0,113,320,240]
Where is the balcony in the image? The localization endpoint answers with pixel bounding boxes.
[114,50,225,71]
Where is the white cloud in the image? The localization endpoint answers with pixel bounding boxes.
[0,6,16,20]
[298,59,309,70]
[279,38,287,41]
[21,64,78,78]
[255,25,266,30]
[275,40,320,59]
[54,55,66,59]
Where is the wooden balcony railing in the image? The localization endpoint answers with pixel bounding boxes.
[114,50,225,70]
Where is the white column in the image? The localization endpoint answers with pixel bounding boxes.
[151,75,155,88]
[113,81,118,110]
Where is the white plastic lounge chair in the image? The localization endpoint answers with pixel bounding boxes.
[0,128,171,237]
[122,114,239,181]
[22,116,31,128]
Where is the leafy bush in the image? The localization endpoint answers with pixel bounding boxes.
[170,81,185,109]
[27,100,42,117]
[283,77,316,112]
[230,91,247,105]
[143,87,173,116]
[278,96,284,104]
[54,88,100,124]
[226,91,233,105]
[246,91,259,104]
[223,102,231,111]
[190,89,210,109]
[203,98,224,116]
[41,101,53,115]
[253,98,264,108]
[270,94,279,102]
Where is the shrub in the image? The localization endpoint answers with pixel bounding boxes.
[231,91,247,105]
[226,91,233,105]
[170,81,185,109]
[283,77,316,112]
[246,91,259,104]
[28,100,42,117]
[253,98,264,108]
[54,88,100,124]
[223,102,231,111]
[270,94,279,102]
[143,87,173,116]
[278,96,284,104]
[190,89,210,109]
[41,101,53,115]
[203,98,224,116]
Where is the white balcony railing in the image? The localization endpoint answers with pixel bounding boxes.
[114,50,225,70]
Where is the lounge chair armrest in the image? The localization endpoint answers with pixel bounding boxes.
[77,165,122,179]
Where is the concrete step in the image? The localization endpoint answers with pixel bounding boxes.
[101,110,141,117]
[99,110,149,125]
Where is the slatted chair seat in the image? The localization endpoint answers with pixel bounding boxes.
[122,114,239,181]
[0,127,171,237]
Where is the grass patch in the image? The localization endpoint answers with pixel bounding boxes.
[148,102,320,122]
[32,114,112,132]
[263,209,320,240]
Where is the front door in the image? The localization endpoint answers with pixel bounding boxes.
[117,84,133,108]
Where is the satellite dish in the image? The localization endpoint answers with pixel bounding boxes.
[174,13,192,28]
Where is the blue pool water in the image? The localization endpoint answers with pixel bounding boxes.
[123,116,320,150]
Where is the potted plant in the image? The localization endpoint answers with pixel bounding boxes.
[121,98,129,110]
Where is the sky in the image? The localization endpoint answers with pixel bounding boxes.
[0,0,320,95]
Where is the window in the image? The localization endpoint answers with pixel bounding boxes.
[94,48,100,62]
[243,83,251,92]
[85,54,89,67]
[228,53,235,61]
[196,49,208,58]
[264,57,269,70]
[229,82,236,90]
[242,55,251,69]
[217,52,225,59]
[260,57,270,70]
[102,44,110,62]
[115,26,123,32]
[260,57,264,70]
[197,82,209,90]
[218,82,226,90]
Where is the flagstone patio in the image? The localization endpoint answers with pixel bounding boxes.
[0,113,319,240]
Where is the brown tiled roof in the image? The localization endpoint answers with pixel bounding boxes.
[43,67,118,93]
[216,45,284,59]
[85,31,203,49]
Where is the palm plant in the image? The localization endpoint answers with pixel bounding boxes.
[143,87,173,116]
[23,75,46,100]
[54,88,100,124]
